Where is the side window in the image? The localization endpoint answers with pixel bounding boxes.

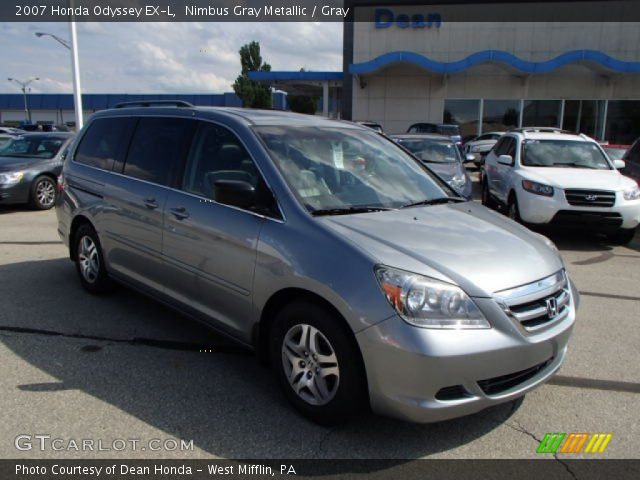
[182,123,278,216]
[74,117,133,170]
[626,141,640,165]
[505,137,517,158]
[408,126,417,133]
[492,137,508,155]
[123,117,196,186]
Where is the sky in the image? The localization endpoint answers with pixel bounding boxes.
[1,22,343,94]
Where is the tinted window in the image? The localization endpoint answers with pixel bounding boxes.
[504,138,517,157]
[624,140,640,165]
[75,118,132,170]
[492,137,508,155]
[123,117,195,186]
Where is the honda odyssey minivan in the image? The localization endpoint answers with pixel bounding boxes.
[56,103,578,424]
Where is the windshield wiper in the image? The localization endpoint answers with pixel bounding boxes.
[400,197,465,209]
[311,206,396,216]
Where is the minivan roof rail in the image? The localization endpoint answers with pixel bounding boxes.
[114,100,194,109]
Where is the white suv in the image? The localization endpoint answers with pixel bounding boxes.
[482,127,640,244]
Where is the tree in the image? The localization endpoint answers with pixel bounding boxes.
[288,95,318,114]
[233,41,272,109]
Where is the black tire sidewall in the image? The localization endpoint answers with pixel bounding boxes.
[30,176,56,210]
[74,224,113,294]
[269,302,367,425]
[508,194,520,222]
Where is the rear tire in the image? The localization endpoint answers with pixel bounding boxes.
[29,175,56,210]
[73,224,115,294]
[269,302,367,425]
[608,227,636,245]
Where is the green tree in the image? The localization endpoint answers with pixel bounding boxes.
[233,41,272,109]
[288,95,318,115]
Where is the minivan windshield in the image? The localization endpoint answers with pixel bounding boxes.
[522,139,612,170]
[396,138,461,164]
[255,126,457,214]
[0,135,66,160]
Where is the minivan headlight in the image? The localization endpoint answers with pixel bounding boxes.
[375,266,490,329]
[0,171,25,185]
[623,185,640,201]
[522,179,554,197]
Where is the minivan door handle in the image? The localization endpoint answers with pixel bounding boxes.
[143,197,159,209]
[169,206,190,220]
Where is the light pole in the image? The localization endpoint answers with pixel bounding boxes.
[7,77,39,123]
[35,32,70,49]
[35,24,84,129]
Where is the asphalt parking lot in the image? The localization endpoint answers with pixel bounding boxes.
[1,169,639,461]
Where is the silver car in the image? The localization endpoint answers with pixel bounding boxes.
[56,104,578,424]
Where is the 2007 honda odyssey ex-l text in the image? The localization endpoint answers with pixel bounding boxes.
[56,102,579,424]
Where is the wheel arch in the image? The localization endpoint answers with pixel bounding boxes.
[69,215,94,261]
[254,288,365,372]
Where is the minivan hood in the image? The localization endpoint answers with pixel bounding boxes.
[523,167,635,190]
[425,162,458,181]
[319,202,562,297]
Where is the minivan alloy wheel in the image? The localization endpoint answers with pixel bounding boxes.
[282,324,340,406]
[77,235,100,283]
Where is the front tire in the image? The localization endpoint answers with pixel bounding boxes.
[29,175,56,210]
[507,193,521,223]
[269,302,367,425]
[73,224,114,294]
[481,179,496,209]
[608,227,636,245]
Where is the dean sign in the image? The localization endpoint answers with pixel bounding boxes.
[374,8,443,28]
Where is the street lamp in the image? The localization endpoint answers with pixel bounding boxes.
[34,24,84,129]
[35,32,71,50]
[7,77,39,123]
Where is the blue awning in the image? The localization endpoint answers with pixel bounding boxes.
[349,50,640,75]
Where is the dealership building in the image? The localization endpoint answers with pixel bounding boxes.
[251,1,640,144]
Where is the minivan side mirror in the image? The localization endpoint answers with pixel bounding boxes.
[214,180,255,210]
[498,154,514,166]
[613,159,626,169]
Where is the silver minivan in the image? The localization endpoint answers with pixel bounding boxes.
[56,103,578,424]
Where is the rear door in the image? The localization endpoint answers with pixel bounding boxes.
[102,116,196,292]
[162,121,279,341]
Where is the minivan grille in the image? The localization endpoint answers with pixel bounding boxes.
[565,189,616,207]
[478,358,553,395]
[509,288,570,330]
[495,270,571,332]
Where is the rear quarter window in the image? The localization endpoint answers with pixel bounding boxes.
[74,117,135,170]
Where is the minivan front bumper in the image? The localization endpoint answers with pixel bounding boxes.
[356,292,575,423]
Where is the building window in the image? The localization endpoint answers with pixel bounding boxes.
[562,100,606,140]
[443,100,480,139]
[522,100,561,128]
[482,100,520,132]
[604,101,640,145]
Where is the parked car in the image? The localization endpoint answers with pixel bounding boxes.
[57,105,577,425]
[407,123,462,146]
[601,143,630,162]
[0,132,73,209]
[482,127,640,244]
[0,127,26,135]
[356,121,383,133]
[391,133,473,200]
[464,132,505,167]
[621,138,640,185]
